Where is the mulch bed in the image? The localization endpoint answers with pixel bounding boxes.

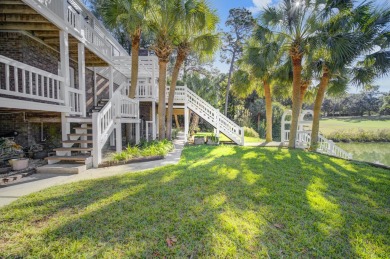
[98,155,165,168]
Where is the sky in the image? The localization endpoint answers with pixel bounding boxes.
[211,0,390,93]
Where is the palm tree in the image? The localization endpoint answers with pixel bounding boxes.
[147,0,191,139]
[100,0,150,98]
[310,2,390,149]
[261,0,321,148]
[233,25,285,142]
[166,0,219,140]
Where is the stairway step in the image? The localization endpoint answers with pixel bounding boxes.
[45,156,91,161]
[37,164,90,174]
[54,147,93,152]
[68,133,93,137]
[73,126,93,130]
[62,140,93,144]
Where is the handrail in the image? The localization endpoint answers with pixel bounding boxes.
[185,87,244,145]
[0,55,65,105]
[294,131,352,160]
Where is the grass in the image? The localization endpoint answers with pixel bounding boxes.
[194,132,263,143]
[1,146,389,257]
[320,116,390,135]
[337,142,390,166]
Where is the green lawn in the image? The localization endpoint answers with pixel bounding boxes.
[194,132,263,143]
[320,116,390,135]
[1,146,389,257]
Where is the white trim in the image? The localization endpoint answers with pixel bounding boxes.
[0,97,70,113]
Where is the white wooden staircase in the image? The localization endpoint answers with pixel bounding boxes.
[169,87,245,145]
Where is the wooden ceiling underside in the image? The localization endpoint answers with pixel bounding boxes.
[0,0,108,66]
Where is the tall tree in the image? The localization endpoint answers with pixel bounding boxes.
[221,8,254,116]
[99,0,150,99]
[233,25,285,142]
[166,0,219,140]
[310,2,390,149]
[147,0,190,139]
[261,0,321,148]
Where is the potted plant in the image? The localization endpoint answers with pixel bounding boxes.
[9,157,29,171]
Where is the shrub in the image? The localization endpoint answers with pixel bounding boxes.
[110,140,174,163]
[244,126,259,138]
[324,128,390,142]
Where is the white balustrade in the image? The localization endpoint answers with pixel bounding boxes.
[68,88,84,115]
[136,81,155,99]
[185,87,244,145]
[0,55,65,104]
[32,0,128,60]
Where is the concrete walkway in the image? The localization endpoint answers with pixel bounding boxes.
[0,133,185,208]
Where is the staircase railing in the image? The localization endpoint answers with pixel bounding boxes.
[185,88,244,145]
[296,131,352,160]
[92,82,139,167]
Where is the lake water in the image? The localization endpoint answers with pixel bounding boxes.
[337,142,390,167]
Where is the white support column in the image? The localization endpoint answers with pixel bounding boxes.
[59,30,70,108]
[60,31,70,142]
[184,106,189,141]
[215,108,220,138]
[136,122,140,144]
[108,66,114,99]
[115,123,122,152]
[78,43,86,117]
[61,113,70,142]
[110,130,115,146]
[152,101,156,140]
[92,112,101,168]
[93,67,97,106]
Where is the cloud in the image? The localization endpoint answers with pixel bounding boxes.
[248,0,272,14]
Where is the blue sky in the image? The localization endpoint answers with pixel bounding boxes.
[211,0,390,93]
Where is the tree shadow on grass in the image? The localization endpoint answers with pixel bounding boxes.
[0,146,389,257]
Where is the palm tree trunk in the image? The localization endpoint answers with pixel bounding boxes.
[224,52,236,116]
[264,80,272,142]
[158,59,168,139]
[166,48,187,140]
[129,29,141,98]
[300,81,309,107]
[288,56,302,148]
[310,65,330,150]
[189,113,199,135]
[125,30,141,142]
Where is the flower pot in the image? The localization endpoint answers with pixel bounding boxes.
[10,158,29,171]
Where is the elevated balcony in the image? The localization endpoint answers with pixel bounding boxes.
[14,0,129,63]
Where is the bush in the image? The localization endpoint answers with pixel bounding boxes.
[111,140,174,162]
[244,126,259,138]
[324,129,390,142]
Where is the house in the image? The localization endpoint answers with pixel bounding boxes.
[0,0,244,172]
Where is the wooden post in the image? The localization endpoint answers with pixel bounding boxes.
[152,101,156,140]
[92,112,101,168]
[184,106,189,141]
[59,30,70,107]
[93,67,97,106]
[78,43,86,117]
[59,31,70,142]
[115,123,122,152]
[215,108,220,138]
[136,122,140,144]
[108,66,114,99]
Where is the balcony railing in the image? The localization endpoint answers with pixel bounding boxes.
[30,0,128,61]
